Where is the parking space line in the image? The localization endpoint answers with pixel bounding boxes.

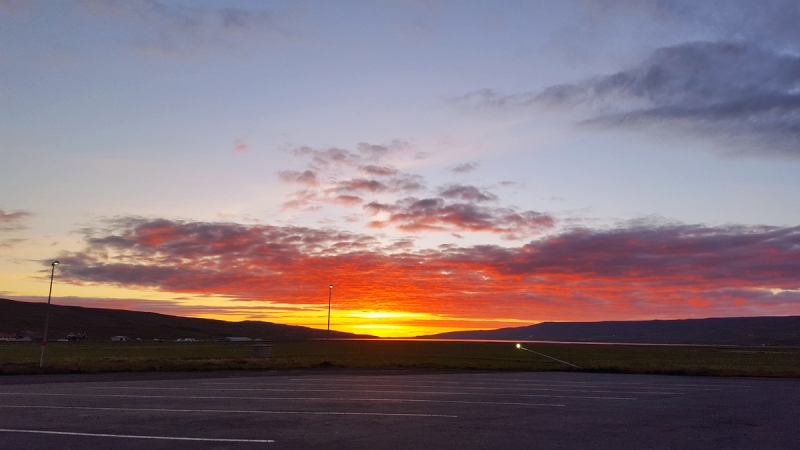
[281,378,650,386]
[191,383,678,395]
[0,392,564,407]
[0,428,273,443]
[269,378,731,389]
[87,386,637,400]
[0,404,458,418]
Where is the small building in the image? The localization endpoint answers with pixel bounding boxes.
[67,333,87,341]
[19,330,43,341]
[0,332,16,341]
[111,336,131,342]
[225,337,252,342]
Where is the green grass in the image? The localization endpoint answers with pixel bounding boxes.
[2,340,799,377]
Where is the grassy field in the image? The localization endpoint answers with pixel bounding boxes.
[2,340,799,377]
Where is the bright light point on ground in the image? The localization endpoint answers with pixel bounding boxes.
[516,343,521,349]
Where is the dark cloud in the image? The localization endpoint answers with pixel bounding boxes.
[494,224,800,282]
[364,197,554,238]
[333,176,424,193]
[438,184,497,203]
[458,42,800,158]
[0,209,32,232]
[451,162,479,174]
[54,217,800,320]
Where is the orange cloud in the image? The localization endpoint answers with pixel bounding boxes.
[233,138,248,152]
[52,218,800,335]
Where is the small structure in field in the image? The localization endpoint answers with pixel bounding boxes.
[0,332,16,341]
[19,330,43,341]
[111,336,131,342]
[225,337,252,342]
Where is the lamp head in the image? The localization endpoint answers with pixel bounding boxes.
[329,285,333,289]
[52,261,60,266]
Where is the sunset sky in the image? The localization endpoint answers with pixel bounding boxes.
[2,0,800,337]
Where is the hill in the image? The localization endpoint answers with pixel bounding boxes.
[420,316,800,346]
[0,298,373,341]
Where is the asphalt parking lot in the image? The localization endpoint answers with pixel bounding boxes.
[0,369,797,449]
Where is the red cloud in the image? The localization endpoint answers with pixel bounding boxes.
[55,218,800,323]
[233,138,248,152]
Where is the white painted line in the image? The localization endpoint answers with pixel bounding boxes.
[0,404,457,418]
[200,379,656,389]
[0,428,273,443]
[94,386,637,400]
[284,377,742,389]
[0,392,564,407]
[205,379,650,387]
[285,377,648,385]
[190,383,678,395]
[268,377,732,389]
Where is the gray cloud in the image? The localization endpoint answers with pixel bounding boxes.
[279,170,319,186]
[458,42,800,158]
[438,184,497,203]
[0,238,26,248]
[364,197,554,239]
[576,0,800,49]
[451,162,479,174]
[0,208,32,232]
[79,0,292,56]
[359,165,398,177]
[291,140,411,171]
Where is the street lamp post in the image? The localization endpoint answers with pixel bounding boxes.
[326,284,333,363]
[39,261,60,368]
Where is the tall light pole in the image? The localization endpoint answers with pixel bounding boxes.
[325,284,333,363]
[40,261,60,368]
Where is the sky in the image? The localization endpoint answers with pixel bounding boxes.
[1,0,800,337]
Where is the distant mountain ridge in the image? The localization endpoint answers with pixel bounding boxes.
[420,316,800,346]
[0,298,373,341]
